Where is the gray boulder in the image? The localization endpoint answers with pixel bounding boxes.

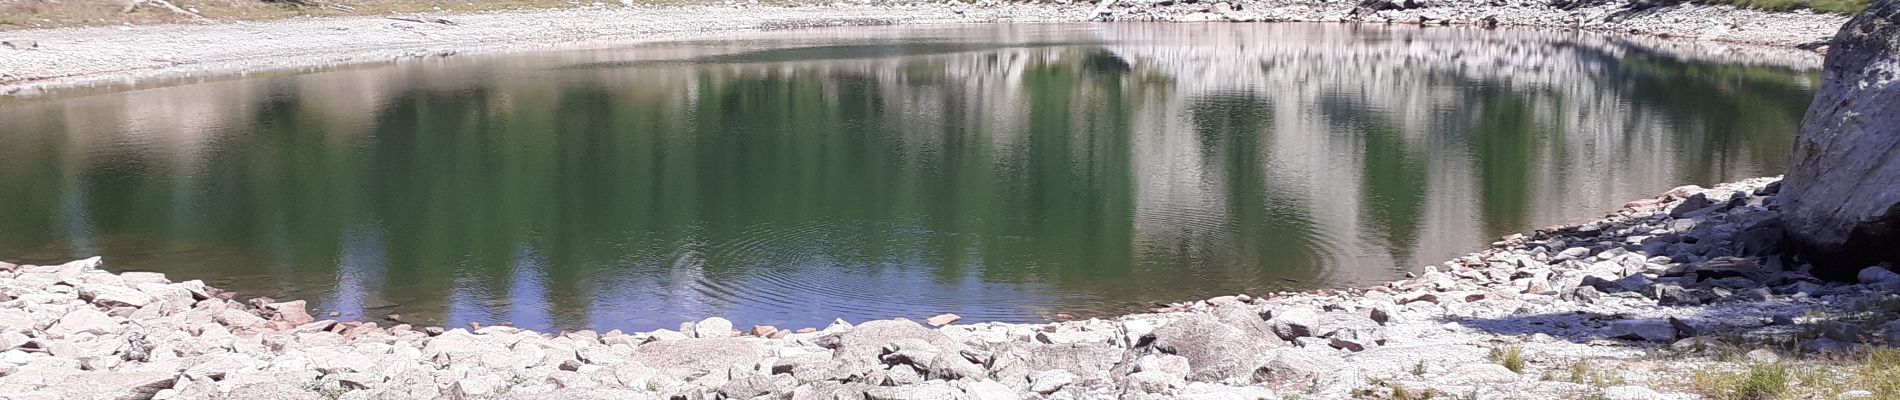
[1779,0,1900,278]
[832,319,964,378]
[629,338,763,379]
[1255,347,1348,387]
[1150,314,1277,383]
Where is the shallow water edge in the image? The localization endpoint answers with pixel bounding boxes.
[5,177,1899,399]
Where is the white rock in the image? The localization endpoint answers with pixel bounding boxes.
[693,317,734,338]
[925,313,961,327]
[1603,385,1664,400]
[1446,363,1519,384]
[1121,319,1155,346]
[1746,348,1781,363]
[81,285,157,308]
[451,373,506,398]
[119,271,170,285]
[1133,354,1191,380]
[959,379,1019,400]
[1029,369,1076,394]
[49,308,121,337]
[215,309,267,328]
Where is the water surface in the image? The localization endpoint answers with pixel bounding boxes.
[0,23,1818,331]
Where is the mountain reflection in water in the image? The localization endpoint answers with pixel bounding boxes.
[0,23,1817,331]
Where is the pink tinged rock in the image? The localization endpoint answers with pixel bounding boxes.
[925,314,962,327]
[49,308,121,337]
[215,309,268,328]
[263,300,315,325]
[80,285,156,308]
[750,325,778,337]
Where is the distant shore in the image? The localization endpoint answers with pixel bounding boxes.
[9,177,1900,399]
[0,0,1847,96]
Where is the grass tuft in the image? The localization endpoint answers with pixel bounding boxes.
[1694,363,1790,400]
[1490,346,1525,374]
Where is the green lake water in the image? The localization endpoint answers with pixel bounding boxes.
[0,23,1818,331]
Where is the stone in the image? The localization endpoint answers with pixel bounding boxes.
[1746,348,1781,363]
[1264,307,1318,340]
[717,373,783,399]
[263,300,316,325]
[1133,354,1191,380]
[630,338,762,379]
[224,382,325,400]
[1608,320,1677,342]
[1397,292,1439,305]
[1779,1,1900,279]
[216,309,268,328]
[1256,347,1347,385]
[452,374,506,398]
[1668,317,1699,338]
[1121,319,1156,346]
[1029,369,1076,394]
[49,308,120,337]
[880,338,942,367]
[1447,363,1520,384]
[1151,314,1276,382]
[1126,371,1180,393]
[2,40,38,50]
[959,379,1018,400]
[749,325,777,337]
[1367,305,1395,325]
[1654,284,1714,306]
[863,381,962,400]
[1603,385,1664,400]
[925,313,961,326]
[923,351,987,380]
[1860,266,1900,284]
[79,285,156,308]
[832,319,963,376]
[692,317,733,338]
[1804,337,1856,353]
[1326,327,1384,352]
[1821,321,1869,342]
[1175,384,1278,399]
[1669,193,1714,217]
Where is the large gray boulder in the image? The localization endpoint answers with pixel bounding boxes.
[1780,0,1900,278]
[1148,314,1278,383]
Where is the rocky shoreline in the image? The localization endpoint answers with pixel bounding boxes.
[0,0,1850,96]
[7,177,1900,399]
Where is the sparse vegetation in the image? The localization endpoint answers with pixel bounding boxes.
[1490,346,1526,374]
[1566,362,1628,388]
[1412,360,1428,377]
[1693,363,1790,400]
[1690,0,1870,14]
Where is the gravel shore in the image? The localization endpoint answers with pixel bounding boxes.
[8,177,1900,399]
[0,0,1850,96]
